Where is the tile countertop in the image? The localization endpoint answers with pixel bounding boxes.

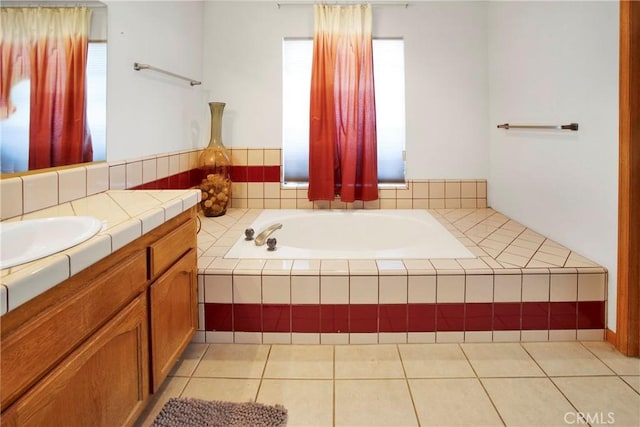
[0,189,201,316]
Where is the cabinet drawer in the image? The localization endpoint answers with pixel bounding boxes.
[0,252,146,410]
[148,218,196,279]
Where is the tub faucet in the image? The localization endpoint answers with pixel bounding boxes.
[255,223,282,246]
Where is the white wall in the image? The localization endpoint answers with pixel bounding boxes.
[202,1,489,180]
[105,1,206,162]
[487,1,619,329]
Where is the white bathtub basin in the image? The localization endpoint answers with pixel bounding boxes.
[225,209,476,259]
[0,216,103,269]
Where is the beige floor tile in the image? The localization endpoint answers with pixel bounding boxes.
[622,376,640,393]
[582,341,640,375]
[409,378,503,426]
[335,379,418,426]
[552,376,640,427]
[522,342,615,376]
[257,379,333,426]
[481,378,576,426]
[134,376,189,427]
[263,345,333,379]
[181,377,261,402]
[169,343,209,377]
[335,344,404,378]
[399,343,475,378]
[192,344,270,378]
[461,343,545,377]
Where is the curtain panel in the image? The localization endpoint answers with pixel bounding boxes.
[308,4,378,203]
[0,7,93,170]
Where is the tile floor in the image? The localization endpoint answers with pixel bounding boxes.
[136,341,639,426]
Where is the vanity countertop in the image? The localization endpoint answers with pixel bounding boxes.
[0,189,201,315]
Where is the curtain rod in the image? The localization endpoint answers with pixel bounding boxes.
[277,2,409,8]
[1,1,106,8]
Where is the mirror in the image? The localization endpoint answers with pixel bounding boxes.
[0,1,107,176]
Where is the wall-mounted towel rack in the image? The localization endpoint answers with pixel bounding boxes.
[133,62,201,86]
[497,123,579,131]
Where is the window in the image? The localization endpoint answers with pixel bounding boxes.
[282,38,406,185]
[0,42,107,174]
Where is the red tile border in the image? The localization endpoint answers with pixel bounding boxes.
[233,303,262,332]
[204,303,233,331]
[203,301,605,335]
[465,303,492,331]
[436,303,465,332]
[379,304,407,332]
[230,165,248,182]
[550,301,578,330]
[493,302,521,331]
[408,304,436,332]
[577,301,606,329]
[320,304,349,333]
[292,304,320,332]
[350,304,378,333]
[263,304,291,332]
[522,302,550,330]
[264,166,281,182]
[134,165,288,190]
[247,166,264,182]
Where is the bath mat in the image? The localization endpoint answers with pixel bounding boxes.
[151,397,288,427]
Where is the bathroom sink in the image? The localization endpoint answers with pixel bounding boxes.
[0,216,103,269]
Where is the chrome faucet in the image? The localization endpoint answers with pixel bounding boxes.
[254,223,283,246]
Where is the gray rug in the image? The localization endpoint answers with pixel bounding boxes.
[151,397,288,427]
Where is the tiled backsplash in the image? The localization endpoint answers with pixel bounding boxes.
[0,147,488,220]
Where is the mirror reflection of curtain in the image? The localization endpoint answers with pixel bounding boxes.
[0,7,93,170]
[308,4,378,203]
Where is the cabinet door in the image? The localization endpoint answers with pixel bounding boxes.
[1,294,149,427]
[149,248,197,391]
[1,252,146,410]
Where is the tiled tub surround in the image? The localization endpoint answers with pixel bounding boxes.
[0,146,488,220]
[226,148,488,210]
[0,189,200,315]
[196,208,607,344]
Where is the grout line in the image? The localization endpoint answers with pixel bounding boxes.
[518,342,585,418]
[396,344,422,426]
[578,341,640,396]
[254,344,273,402]
[332,344,336,427]
[458,343,507,427]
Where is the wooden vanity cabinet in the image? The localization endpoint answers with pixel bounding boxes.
[0,207,198,427]
[147,218,198,392]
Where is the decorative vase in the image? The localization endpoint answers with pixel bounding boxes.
[199,102,232,217]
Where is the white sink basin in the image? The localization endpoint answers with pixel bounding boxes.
[0,216,103,269]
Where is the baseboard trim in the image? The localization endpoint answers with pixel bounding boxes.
[606,329,617,346]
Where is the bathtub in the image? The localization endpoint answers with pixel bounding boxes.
[225,209,475,259]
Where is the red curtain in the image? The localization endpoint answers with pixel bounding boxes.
[308,4,378,203]
[0,7,93,170]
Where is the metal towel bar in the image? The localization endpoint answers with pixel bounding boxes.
[497,123,579,131]
[133,62,201,86]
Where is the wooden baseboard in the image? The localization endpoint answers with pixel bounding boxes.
[606,329,617,346]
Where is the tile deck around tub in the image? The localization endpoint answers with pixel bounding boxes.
[195,208,607,344]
